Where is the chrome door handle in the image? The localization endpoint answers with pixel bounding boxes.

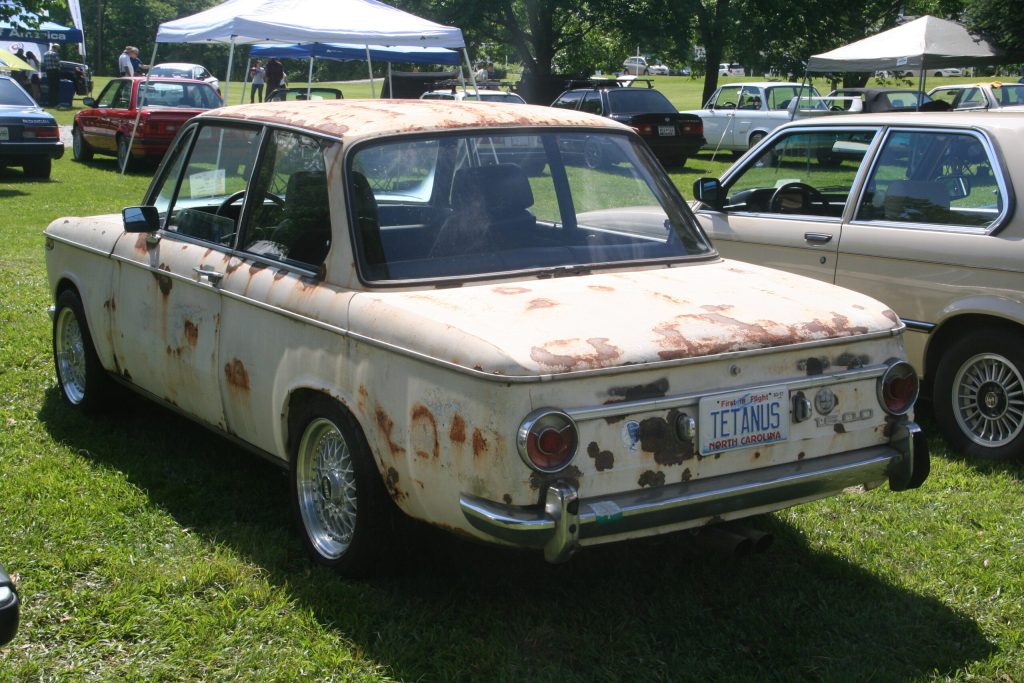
[193,267,224,284]
[804,232,833,244]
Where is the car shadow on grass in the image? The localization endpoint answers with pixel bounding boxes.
[38,388,993,681]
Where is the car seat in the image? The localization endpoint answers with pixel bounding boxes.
[882,180,950,223]
[275,171,332,266]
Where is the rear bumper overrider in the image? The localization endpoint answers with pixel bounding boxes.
[460,421,928,563]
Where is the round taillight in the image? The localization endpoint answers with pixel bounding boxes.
[517,409,579,473]
[878,360,919,416]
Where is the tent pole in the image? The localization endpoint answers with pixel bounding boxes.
[365,46,375,98]
[224,37,236,102]
[463,48,478,95]
[917,70,926,110]
[240,57,251,104]
[123,42,159,178]
[307,56,314,97]
[387,62,392,99]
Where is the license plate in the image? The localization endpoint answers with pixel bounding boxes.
[699,387,789,455]
[658,125,676,136]
[0,127,8,141]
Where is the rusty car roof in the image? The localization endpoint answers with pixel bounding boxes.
[199,99,630,140]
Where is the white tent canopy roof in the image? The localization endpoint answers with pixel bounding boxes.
[156,0,465,48]
[807,15,1005,73]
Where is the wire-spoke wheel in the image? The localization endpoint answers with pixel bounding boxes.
[935,330,1024,460]
[290,396,391,574]
[52,289,113,412]
[116,136,132,172]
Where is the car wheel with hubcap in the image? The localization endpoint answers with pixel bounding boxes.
[583,137,605,169]
[72,126,93,162]
[291,396,391,575]
[52,289,113,412]
[934,330,1024,460]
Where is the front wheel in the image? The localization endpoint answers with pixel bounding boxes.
[52,289,113,412]
[290,396,392,575]
[933,330,1024,460]
[72,126,93,162]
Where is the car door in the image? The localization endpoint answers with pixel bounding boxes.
[216,127,349,454]
[732,86,765,147]
[108,122,263,427]
[836,127,1013,366]
[694,126,880,282]
[81,79,127,152]
[701,86,741,151]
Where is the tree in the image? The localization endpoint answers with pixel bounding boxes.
[963,0,1024,60]
[0,0,60,24]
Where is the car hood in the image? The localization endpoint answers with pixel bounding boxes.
[347,260,901,378]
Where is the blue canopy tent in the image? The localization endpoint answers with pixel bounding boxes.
[0,18,82,44]
[245,42,463,103]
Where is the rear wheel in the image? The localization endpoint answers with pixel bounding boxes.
[933,330,1024,460]
[290,396,392,575]
[583,138,605,169]
[72,126,93,162]
[23,156,51,179]
[52,289,113,412]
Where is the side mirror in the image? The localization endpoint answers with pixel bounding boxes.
[0,562,19,647]
[82,97,95,107]
[692,177,724,209]
[122,206,160,233]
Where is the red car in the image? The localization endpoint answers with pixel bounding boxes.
[72,77,222,170]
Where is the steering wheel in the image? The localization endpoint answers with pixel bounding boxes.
[215,190,285,216]
[768,182,827,214]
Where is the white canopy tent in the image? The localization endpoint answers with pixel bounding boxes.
[807,15,1006,74]
[153,0,470,101]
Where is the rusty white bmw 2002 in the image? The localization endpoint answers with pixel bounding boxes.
[45,100,928,574]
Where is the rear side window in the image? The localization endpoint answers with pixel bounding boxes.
[855,129,1005,229]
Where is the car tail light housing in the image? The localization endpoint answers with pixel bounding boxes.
[23,125,59,139]
[517,409,579,472]
[878,360,919,415]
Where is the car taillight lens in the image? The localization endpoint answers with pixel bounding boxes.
[23,125,59,139]
[681,121,703,135]
[878,360,919,415]
[517,409,579,472]
[633,124,656,136]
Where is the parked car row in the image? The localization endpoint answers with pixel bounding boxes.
[0,74,63,179]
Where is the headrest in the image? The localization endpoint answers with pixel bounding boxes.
[451,164,534,214]
[286,171,329,209]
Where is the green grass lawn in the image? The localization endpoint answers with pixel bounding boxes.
[2,90,1023,682]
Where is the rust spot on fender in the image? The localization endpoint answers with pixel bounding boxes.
[375,407,406,457]
[527,298,557,311]
[183,319,199,347]
[587,442,614,471]
[249,262,267,275]
[357,385,369,415]
[882,309,899,324]
[681,468,692,482]
[834,423,846,434]
[134,234,154,254]
[530,337,623,372]
[588,285,615,292]
[638,470,665,488]
[224,358,250,390]
[472,428,488,459]
[638,409,694,465]
[449,414,466,444]
[529,465,582,491]
[384,466,407,501]
[494,286,530,295]
[502,493,513,505]
[411,404,439,460]
[103,298,116,311]
[152,264,172,296]
[606,378,669,404]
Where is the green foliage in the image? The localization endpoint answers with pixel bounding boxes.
[964,0,1024,59]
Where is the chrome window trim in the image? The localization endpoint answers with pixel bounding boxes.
[849,125,1012,235]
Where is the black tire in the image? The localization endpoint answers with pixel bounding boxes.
[116,135,132,172]
[52,289,114,412]
[72,126,93,162]
[933,329,1024,460]
[290,395,392,575]
[748,131,766,149]
[23,156,51,179]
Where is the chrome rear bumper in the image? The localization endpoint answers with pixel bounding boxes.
[460,422,927,563]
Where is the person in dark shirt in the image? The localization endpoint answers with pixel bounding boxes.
[42,43,60,107]
[265,58,284,97]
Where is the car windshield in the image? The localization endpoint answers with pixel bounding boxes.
[150,67,193,78]
[0,79,36,106]
[139,82,221,109]
[349,130,712,282]
[605,89,676,114]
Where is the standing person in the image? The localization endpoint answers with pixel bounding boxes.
[24,51,41,101]
[42,43,61,107]
[12,47,29,87]
[264,58,284,97]
[474,62,488,82]
[118,46,134,76]
[250,59,265,102]
[128,47,147,76]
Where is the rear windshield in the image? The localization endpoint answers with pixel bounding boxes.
[605,89,676,114]
[0,79,36,106]
[348,130,712,283]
